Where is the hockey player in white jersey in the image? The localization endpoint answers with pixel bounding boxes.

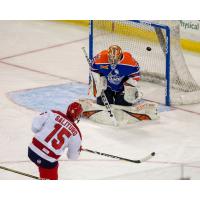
[28,102,83,180]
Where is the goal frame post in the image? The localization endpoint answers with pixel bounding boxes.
[89,20,171,106]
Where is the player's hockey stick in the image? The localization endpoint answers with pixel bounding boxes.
[82,148,155,164]
[81,47,118,126]
[0,165,40,179]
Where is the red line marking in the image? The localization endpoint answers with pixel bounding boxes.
[0,37,89,60]
[3,61,87,112]
[147,160,200,169]
[0,60,85,84]
[2,62,200,117]
[0,159,119,165]
[1,159,200,169]
[143,98,200,116]
[171,106,200,116]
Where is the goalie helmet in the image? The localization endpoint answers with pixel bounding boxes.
[66,102,83,122]
[108,45,122,66]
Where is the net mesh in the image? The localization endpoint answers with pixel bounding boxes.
[91,20,200,105]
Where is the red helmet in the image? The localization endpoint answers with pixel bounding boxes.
[66,102,83,122]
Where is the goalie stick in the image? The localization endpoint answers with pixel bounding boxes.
[81,47,118,126]
[82,148,155,164]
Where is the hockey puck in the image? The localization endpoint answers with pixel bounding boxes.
[146,47,152,51]
[151,152,155,156]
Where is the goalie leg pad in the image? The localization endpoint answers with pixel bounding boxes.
[77,99,159,126]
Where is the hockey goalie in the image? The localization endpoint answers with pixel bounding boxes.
[78,45,159,126]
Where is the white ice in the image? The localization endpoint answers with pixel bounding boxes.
[1,21,200,180]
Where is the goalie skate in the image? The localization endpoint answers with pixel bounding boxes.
[77,99,159,126]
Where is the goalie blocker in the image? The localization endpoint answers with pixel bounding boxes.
[124,78,142,104]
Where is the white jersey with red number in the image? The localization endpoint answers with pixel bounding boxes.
[29,110,82,163]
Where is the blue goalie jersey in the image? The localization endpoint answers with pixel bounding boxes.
[91,50,141,92]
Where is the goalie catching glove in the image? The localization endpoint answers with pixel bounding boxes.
[124,78,142,104]
[89,71,107,97]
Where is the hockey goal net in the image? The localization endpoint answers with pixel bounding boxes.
[89,20,200,106]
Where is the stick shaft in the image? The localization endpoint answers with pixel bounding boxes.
[81,47,117,126]
[82,47,92,67]
[83,148,155,164]
[0,165,40,179]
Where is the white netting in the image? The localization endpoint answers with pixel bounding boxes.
[91,20,200,105]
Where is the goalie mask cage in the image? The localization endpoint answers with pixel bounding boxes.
[89,20,200,106]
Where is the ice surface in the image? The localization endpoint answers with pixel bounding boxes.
[7,82,89,112]
[0,21,200,180]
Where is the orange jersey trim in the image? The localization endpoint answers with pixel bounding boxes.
[94,50,138,68]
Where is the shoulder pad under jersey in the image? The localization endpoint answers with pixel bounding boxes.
[94,50,109,64]
[121,52,139,66]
